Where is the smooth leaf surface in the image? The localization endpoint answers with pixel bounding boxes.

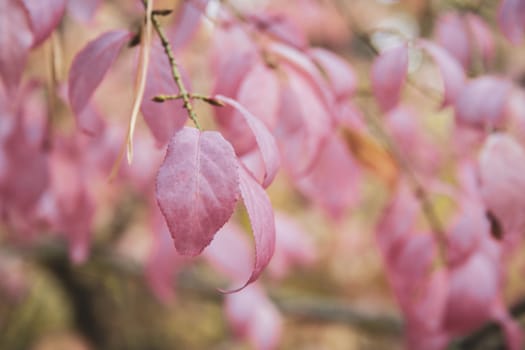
[68,30,132,118]
[371,45,408,113]
[21,0,66,47]
[0,0,33,92]
[420,40,466,107]
[224,165,276,292]
[216,95,280,188]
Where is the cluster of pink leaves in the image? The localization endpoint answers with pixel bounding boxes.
[4,0,525,348]
[369,3,525,348]
[0,0,107,263]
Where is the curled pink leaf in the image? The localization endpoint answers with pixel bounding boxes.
[215,95,280,188]
[371,45,408,112]
[223,165,276,292]
[68,30,132,119]
[156,127,240,256]
[21,0,66,47]
[454,76,512,129]
[420,40,466,107]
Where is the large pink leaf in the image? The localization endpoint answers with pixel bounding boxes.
[0,0,33,92]
[371,45,408,113]
[454,76,512,129]
[68,30,132,119]
[224,165,276,292]
[215,95,280,188]
[156,127,240,256]
[141,41,187,146]
[21,0,66,48]
[420,40,466,107]
[435,12,471,69]
[498,0,525,44]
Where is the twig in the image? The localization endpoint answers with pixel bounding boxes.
[142,0,201,129]
[153,93,225,106]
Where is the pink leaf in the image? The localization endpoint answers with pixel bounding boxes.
[498,0,525,44]
[224,165,276,292]
[215,95,280,188]
[446,202,487,266]
[465,14,496,66]
[478,133,525,236]
[420,40,466,107]
[225,284,283,350]
[371,45,408,113]
[68,30,132,119]
[454,76,512,129]
[443,254,499,333]
[248,13,308,49]
[169,0,210,51]
[296,136,360,220]
[435,12,471,69]
[214,62,280,156]
[146,209,188,304]
[268,213,316,279]
[141,41,187,146]
[275,66,332,177]
[309,47,358,101]
[0,0,33,92]
[156,127,240,256]
[204,222,253,283]
[21,0,66,47]
[268,42,336,114]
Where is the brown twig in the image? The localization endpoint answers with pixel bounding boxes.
[142,0,201,129]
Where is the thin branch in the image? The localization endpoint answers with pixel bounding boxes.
[153,93,225,106]
[143,0,201,129]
